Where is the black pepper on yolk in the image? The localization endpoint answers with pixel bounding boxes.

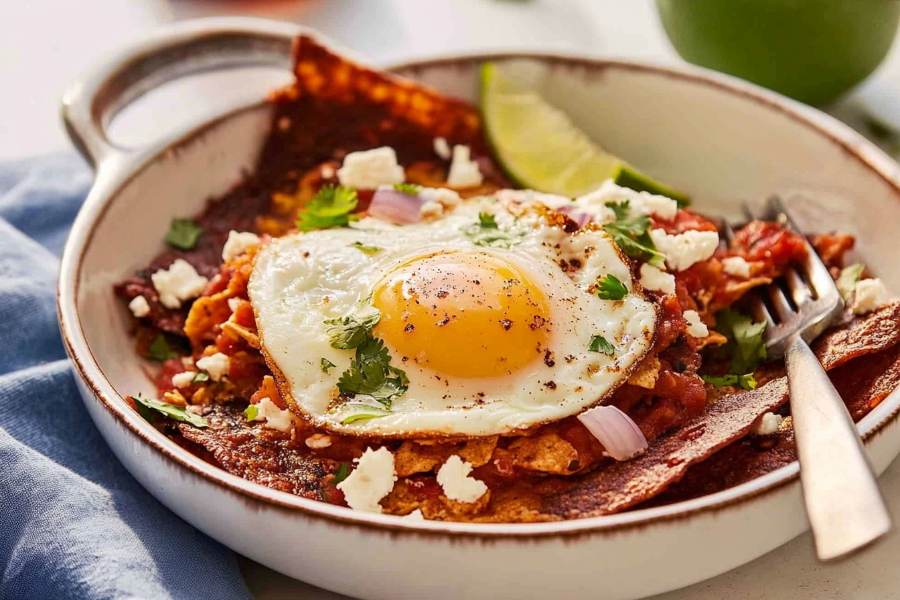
[372,251,551,378]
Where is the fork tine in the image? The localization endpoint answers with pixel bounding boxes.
[720,219,736,248]
[750,294,777,328]
[741,202,757,222]
[768,285,795,321]
[785,267,813,305]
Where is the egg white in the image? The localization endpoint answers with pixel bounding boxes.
[248,196,657,437]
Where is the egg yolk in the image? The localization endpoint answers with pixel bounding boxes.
[372,251,551,378]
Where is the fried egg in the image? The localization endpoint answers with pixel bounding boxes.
[249,195,657,437]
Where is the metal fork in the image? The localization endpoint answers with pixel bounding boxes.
[727,197,891,561]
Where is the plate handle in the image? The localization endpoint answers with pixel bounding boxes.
[61,17,302,169]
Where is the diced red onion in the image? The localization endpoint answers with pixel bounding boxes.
[557,205,591,229]
[577,405,648,461]
[368,188,424,224]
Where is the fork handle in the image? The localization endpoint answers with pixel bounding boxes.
[785,334,892,560]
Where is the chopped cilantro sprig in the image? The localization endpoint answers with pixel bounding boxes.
[702,373,758,391]
[133,394,207,428]
[147,334,181,362]
[836,263,864,303]
[463,211,523,248]
[296,185,358,231]
[715,308,768,374]
[393,183,422,195]
[324,307,381,349]
[588,334,616,356]
[165,218,203,250]
[602,200,666,268]
[333,462,351,483]
[324,306,409,414]
[337,337,409,407]
[596,274,628,300]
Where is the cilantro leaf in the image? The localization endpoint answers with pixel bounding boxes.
[350,241,382,255]
[702,373,758,391]
[192,371,210,384]
[463,213,523,248]
[321,357,336,373]
[133,394,207,427]
[147,334,180,362]
[165,218,203,250]
[601,202,666,268]
[337,337,408,407]
[588,334,616,355]
[715,309,768,374]
[596,274,628,300]
[478,212,498,229]
[244,404,259,421]
[393,182,422,195]
[296,185,358,231]
[837,263,864,303]
[333,462,351,483]
[605,200,631,221]
[324,307,381,349]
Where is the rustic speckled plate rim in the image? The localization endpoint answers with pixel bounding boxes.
[57,44,900,540]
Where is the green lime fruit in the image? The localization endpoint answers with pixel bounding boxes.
[479,62,688,203]
[656,0,900,106]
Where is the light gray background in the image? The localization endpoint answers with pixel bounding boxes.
[4,1,900,598]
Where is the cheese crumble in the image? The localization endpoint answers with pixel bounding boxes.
[436,455,487,503]
[337,147,405,189]
[583,180,678,221]
[754,412,784,436]
[446,145,483,188]
[251,397,294,432]
[433,137,451,160]
[171,371,196,389]
[337,447,397,513]
[128,295,151,318]
[196,353,230,381]
[722,256,751,278]
[650,229,719,272]
[222,230,260,261]
[683,310,709,338]
[639,263,676,295]
[151,259,209,309]
[851,278,892,315]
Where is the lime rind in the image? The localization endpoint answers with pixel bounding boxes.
[480,62,688,205]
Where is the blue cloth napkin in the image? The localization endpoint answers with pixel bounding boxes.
[0,155,252,600]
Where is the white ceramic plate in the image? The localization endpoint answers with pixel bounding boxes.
[57,17,900,600]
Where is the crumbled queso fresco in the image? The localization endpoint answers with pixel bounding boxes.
[436,455,488,502]
[151,259,208,309]
[336,146,405,189]
[337,447,397,513]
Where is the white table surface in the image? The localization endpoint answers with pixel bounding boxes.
[4,1,900,598]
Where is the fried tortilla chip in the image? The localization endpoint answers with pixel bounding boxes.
[258,36,499,193]
[178,404,338,501]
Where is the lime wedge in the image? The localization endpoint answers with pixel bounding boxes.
[480,62,688,204]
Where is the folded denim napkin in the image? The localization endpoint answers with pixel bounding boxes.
[0,154,251,600]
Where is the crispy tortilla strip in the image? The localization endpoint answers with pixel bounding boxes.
[394,437,498,477]
[650,427,797,505]
[832,343,900,421]
[285,36,483,149]
[543,302,900,518]
[814,302,900,370]
[507,432,580,475]
[259,36,495,192]
[177,404,337,501]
